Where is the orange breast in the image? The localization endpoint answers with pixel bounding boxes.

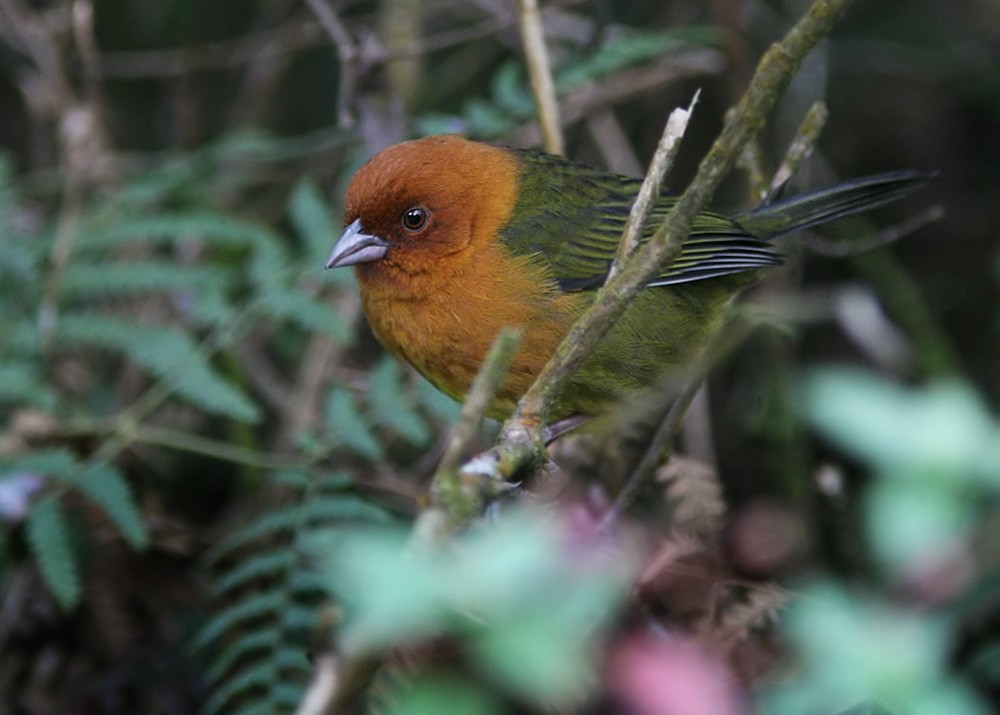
[358,244,584,417]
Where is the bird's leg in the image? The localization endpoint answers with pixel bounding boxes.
[543,414,590,445]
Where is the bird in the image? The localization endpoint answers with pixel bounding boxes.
[326,135,930,425]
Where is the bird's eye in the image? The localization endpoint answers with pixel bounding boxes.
[401,207,429,232]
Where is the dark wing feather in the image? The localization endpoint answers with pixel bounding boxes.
[498,148,781,292]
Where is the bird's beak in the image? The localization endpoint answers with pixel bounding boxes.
[325,219,389,268]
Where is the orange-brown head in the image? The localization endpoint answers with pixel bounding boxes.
[328,135,522,297]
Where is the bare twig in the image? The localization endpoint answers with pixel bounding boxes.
[517,0,563,154]
[769,100,829,195]
[304,0,358,128]
[805,203,944,257]
[607,91,700,282]
[599,378,704,532]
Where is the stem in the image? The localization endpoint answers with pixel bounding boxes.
[517,0,563,155]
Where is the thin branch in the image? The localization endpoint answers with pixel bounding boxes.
[804,203,944,257]
[599,378,704,533]
[769,100,829,195]
[418,328,523,540]
[517,0,563,154]
[434,328,522,482]
[304,0,358,129]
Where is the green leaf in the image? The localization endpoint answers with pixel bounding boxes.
[324,387,384,460]
[803,369,1000,486]
[26,494,80,610]
[74,463,149,550]
[190,591,284,652]
[259,290,351,342]
[289,179,338,265]
[204,507,303,564]
[61,261,232,299]
[368,358,431,446]
[382,675,502,715]
[416,377,462,424]
[556,26,719,90]
[4,448,79,479]
[202,661,274,715]
[204,628,276,685]
[58,314,259,422]
[764,582,990,715]
[209,549,294,597]
[865,480,972,571]
[0,362,55,408]
[474,608,593,701]
[490,62,535,117]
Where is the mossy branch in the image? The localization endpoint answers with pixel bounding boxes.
[471,0,859,483]
[415,327,523,541]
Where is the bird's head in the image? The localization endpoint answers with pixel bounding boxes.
[326,135,520,284]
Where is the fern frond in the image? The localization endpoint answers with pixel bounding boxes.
[26,494,81,610]
[288,569,327,595]
[289,179,340,267]
[191,591,285,653]
[203,650,308,715]
[202,661,275,715]
[74,463,149,550]
[304,494,394,526]
[208,549,294,598]
[369,358,431,446]
[279,603,321,632]
[199,472,394,714]
[5,448,79,478]
[204,507,303,565]
[79,212,285,255]
[204,628,275,685]
[258,290,351,342]
[324,387,384,460]
[61,261,233,299]
[58,313,259,422]
[270,682,307,710]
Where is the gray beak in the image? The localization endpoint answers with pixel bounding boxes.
[325,219,389,268]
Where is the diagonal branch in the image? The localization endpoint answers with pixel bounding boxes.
[477,0,860,480]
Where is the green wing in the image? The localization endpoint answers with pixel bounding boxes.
[499,148,781,292]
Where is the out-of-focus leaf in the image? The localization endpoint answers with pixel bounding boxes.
[865,480,971,570]
[320,508,632,703]
[324,387,384,459]
[416,377,462,424]
[26,494,80,610]
[803,369,1000,487]
[764,583,989,715]
[382,675,502,715]
[556,26,720,90]
[369,358,431,446]
[75,463,149,550]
